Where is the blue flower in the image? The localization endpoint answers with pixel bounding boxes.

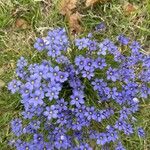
[54,135,71,149]
[56,98,68,112]
[72,118,85,130]
[29,90,44,106]
[47,45,61,58]
[95,22,106,31]
[20,82,33,98]
[48,66,60,81]
[11,119,22,137]
[88,40,98,51]
[96,133,107,145]
[115,142,126,150]
[30,120,41,130]
[33,134,44,144]
[75,38,89,50]
[73,105,86,119]
[57,113,68,125]
[56,55,70,64]
[98,39,113,55]
[84,58,94,70]
[75,55,85,70]
[140,85,150,98]
[130,41,141,53]
[114,120,127,131]
[14,139,25,150]
[94,57,107,69]
[137,127,145,138]
[8,80,22,94]
[85,107,97,120]
[27,74,41,88]
[17,57,28,68]
[23,124,36,134]
[43,105,58,120]
[106,126,118,142]
[16,67,27,79]
[34,64,49,78]
[81,68,94,80]
[91,78,107,91]
[117,34,129,45]
[34,38,45,51]
[77,143,92,150]
[45,82,62,101]
[58,71,69,83]
[70,90,85,107]
[21,109,34,119]
[107,67,119,82]
[97,42,107,55]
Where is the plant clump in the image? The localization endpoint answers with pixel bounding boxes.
[8,27,150,150]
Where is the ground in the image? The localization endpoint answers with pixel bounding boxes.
[0,0,150,149]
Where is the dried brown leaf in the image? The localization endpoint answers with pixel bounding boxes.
[15,18,29,29]
[67,12,82,34]
[123,3,137,15]
[59,0,77,15]
[85,0,98,7]
[85,0,108,7]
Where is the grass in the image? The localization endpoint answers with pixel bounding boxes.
[0,0,150,149]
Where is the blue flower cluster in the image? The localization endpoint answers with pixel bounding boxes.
[8,28,150,150]
[34,28,69,58]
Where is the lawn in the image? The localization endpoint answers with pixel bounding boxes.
[0,0,150,149]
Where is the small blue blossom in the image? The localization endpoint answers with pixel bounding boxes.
[107,67,119,82]
[30,120,41,130]
[137,127,145,138]
[57,113,68,125]
[88,40,98,51]
[94,57,107,69]
[11,119,22,137]
[85,107,97,120]
[29,90,44,106]
[16,67,27,79]
[84,58,94,70]
[115,142,126,150]
[77,143,92,150]
[56,55,70,64]
[70,90,85,107]
[33,134,44,144]
[95,22,106,31]
[45,82,62,101]
[56,98,68,111]
[140,85,150,98]
[130,41,141,53]
[81,68,94,80]
[17,57,28,68]
[97,41,108,55]
[75,55,85,70]
[96,133,108,145]
[54,135,71,149]
[75,38,89,50]
[119,107,131,120]
[34,38,45,51]
[117,34,129,45]
[8,79,22,94]
[106,126,118,142]
[43,105,58,120]
[58,71,69,83]
[47,45,61,58]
